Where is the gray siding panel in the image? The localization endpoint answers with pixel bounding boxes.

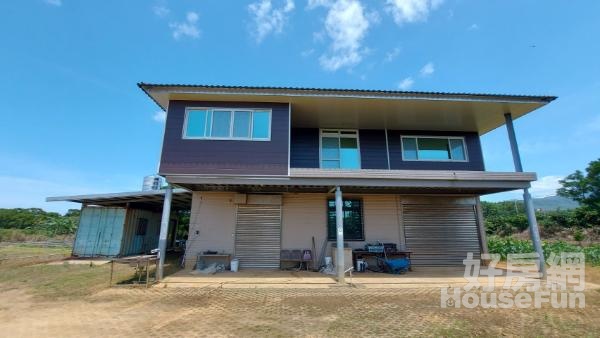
[290,128,320,168]
[289,128,485,171]
[359,129,389,169]
[160,101,290,176]
[387,130,485,171]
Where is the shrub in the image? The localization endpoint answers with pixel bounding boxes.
[573,228,586,242]
[487,236,600,266]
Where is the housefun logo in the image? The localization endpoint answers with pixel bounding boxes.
[441,252,585,309]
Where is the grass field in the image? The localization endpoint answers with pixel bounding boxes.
[1,245,600,337]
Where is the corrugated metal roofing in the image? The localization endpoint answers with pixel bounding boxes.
[137,82,557,111]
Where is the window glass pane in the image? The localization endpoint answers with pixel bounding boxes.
[322,160,340,169]
[321,137,340,160]
[417,138,451,160]
[449,139,466,160]
[402,137,418,160]
[340,137,360,169]
[232,111,251,138]
[211,110,231,138]
[185,110,207,137]
[251,111,270,139]
[327,199,363,241]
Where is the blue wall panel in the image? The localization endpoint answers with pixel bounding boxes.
[73,207,126,257]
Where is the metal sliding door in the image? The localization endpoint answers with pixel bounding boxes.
[235,204,282,269]
[403,204,480,266]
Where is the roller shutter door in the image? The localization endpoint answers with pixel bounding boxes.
[403,204,480,266]
[235,204,282,269]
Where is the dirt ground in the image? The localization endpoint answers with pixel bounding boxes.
[1,285,600,337]
[1,246,600,337]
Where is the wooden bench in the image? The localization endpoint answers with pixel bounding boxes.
[280,249,312,270]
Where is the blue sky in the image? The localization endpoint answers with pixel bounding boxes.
[1,0,599,213]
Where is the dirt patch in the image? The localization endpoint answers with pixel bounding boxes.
[2,286,599,337]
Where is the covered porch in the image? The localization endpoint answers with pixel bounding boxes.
[160,267,510,289]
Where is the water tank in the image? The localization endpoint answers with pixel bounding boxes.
[142,175,163,191]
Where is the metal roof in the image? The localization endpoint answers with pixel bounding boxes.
[138,83,556,101]
[138,82,557,135]
[46,189,192,210]
[138,82,557,111]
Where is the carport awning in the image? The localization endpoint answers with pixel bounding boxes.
[46,189,192,210]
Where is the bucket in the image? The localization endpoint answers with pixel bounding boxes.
[324,256,332,266]
[356,259,364,272]
[230,258,239,272]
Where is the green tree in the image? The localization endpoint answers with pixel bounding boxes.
[558,159,600,210]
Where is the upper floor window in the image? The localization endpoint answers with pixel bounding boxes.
[183,108,271,141]
[320,130,360,169]
[401,136,467,161]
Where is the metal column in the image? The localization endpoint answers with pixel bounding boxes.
[157,185,173,281]
[504,113,546,276]
[335,186,345,284]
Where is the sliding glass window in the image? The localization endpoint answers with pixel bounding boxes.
[320,130,360,169]
[401,136,467,161]
[183,108,271,141]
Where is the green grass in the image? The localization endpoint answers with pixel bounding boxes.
[0,244,72,258]
[0,263,134,299]
[0,244,182,300]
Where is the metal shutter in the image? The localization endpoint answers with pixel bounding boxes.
[403,204,481,266]
[235,204,282,269]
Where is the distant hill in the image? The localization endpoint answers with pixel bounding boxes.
[531,195,579,211]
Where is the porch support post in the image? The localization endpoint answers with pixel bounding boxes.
[335,186,345,284]
[157,185,173,281]
[504,113,546,276]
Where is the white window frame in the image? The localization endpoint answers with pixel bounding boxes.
[319,129,361,169]
[400,135,469,162]
[182,107,272,141]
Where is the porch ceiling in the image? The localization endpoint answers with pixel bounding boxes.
[165,169,535,195]
[139,83,556,135]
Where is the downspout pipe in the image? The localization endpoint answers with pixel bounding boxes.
[157,185,173,281]
[335,186,345,284]
[504,113,546,277]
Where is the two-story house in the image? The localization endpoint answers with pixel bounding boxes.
[138,83,555,279]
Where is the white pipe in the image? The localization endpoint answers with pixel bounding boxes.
[335,186,345,284]
[157,185,173,280]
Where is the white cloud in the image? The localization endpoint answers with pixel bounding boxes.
[384,47,400,62]
[420,61,434,76]
[314,0,372,71]
[468,23,479,30]
[385,0,444,25]
[153,5,170,17]
[153,111,167,123]
[530,175,564,198]
[44,0,62,6]
[307,0,332,9]
[169,11,201,40]
[301,48,315,57]
[248,0,295,43]
[397,77,414,90]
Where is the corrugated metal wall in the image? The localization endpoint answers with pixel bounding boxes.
[403,203,480,266]
[121,208,162,256]
[73,207,126,257]
[235,204,282,269]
